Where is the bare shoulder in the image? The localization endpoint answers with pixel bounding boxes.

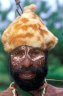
[0,83,20,96]
[46,83,63,96]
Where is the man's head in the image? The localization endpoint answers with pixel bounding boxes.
[10,45,48,91]
[1,4,58,92]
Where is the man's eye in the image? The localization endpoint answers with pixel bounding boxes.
[14,50,25,56]
[29,50,41,58]
[33,50,40,55]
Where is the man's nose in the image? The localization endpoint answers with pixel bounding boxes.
[21,57,32,68]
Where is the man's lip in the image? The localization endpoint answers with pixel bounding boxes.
[19,72,36,79]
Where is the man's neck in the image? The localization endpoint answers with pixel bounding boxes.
[29,88,42,96]
[29,82,47,96]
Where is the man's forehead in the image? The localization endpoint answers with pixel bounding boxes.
[12,45,42,51]
[19,45,33,49]
[13,45,33,50]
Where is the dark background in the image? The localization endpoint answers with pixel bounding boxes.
[0,0,63,91]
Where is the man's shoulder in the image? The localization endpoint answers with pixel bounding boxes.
[46,83,63,96]
[0,82,20,96]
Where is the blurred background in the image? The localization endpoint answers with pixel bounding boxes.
[0,0,63,91]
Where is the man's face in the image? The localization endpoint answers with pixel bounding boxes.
[10,45,48,91]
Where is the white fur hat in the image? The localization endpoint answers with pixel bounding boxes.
[2,4,58,52]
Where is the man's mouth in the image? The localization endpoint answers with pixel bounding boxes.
[19,72,36,79]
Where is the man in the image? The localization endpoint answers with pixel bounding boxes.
[0,4,63,96]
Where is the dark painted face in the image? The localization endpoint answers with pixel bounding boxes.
[9,45,48,91]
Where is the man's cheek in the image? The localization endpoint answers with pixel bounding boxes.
[11,60,22,69]
[33,60,43,68]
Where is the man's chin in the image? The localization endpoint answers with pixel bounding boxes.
[15,80,44,91]
[12,74,45,91]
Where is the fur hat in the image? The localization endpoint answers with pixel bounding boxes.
[1,4,58,52]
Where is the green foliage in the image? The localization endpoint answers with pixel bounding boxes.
[47,54,63,79]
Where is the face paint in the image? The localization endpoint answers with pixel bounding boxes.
[9,45,48,91]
